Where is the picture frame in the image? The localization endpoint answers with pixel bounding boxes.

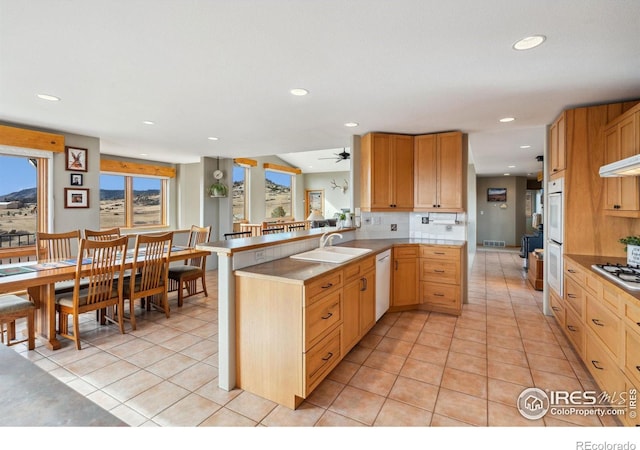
[305,189,324,218]
[70,173,84,186]
[64,188,89,208]
[65,146,88,172]
[487,187,507,202]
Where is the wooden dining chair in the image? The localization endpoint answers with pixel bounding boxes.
[55,236,128,350]
[84,227,121,241]
[36,230,80,261]
[122,232,173,330]
[261,226,285,235]
[223,231,253,240]
[168,225,211,307]
[0,294,36,350]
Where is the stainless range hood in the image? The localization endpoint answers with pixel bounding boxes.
[599,154,640,177]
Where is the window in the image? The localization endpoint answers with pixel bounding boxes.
[0,154,44,249]
[99,174,167,229]
[232,165,248,222]
[265,169,293,218]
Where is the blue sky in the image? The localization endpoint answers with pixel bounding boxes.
[0,155,160,195]
[0,155,36,196]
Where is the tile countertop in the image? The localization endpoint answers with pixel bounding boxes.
[565,253,640,301]
[234,237,466,284]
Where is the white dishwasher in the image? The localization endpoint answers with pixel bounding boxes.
[375,249,391,321]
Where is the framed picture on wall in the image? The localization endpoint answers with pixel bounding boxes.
[70,173,83,186]
[65,146,88,172]
[64,188,89,208]
[487,187,507,202]
[305,189,324,218]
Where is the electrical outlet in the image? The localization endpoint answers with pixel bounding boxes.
[391,224,397,231]
[421,217,429,224]
[364,217,372,225]
[255,250,265,262]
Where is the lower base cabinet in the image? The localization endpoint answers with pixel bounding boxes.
[557,256,639,426]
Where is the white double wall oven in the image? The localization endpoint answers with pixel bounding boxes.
[547,178,564,297]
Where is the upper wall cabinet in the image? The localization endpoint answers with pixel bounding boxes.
[603,106,640,217]
[360,133,414,211]
[549,112,566,178]
[414,131,466,212]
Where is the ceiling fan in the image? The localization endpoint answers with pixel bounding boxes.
[318,149,350,163]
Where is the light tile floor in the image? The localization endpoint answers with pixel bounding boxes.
[8,249,622,427]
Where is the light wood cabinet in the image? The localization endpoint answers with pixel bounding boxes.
[414,131,466,212]
[342,256,376,354]
[603,109,640,217]
[235,269,344,409]
[549,112,566,177]
[418,244,464,315]
[391,246,419,308]
[555,256,640,425]
[360,133,414,211]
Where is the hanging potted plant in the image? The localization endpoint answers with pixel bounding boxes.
[208,181,228,198]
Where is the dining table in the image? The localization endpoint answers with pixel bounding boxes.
[0,245,212,350]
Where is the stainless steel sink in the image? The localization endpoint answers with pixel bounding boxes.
[290,246,372,263]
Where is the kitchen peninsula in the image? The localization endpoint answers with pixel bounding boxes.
[201,228,466,408]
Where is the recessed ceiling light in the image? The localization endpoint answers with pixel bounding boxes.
[499,117,515,123]
[290,88,309,96]
[520,145,531,149]
[508,165,516,168]
[207,137,219,141]
[504,173,511,176]
[142,120,155,125]
[513,35,546,51]
[36,93,60,101]
[140,153,148,156]
[344,122,359,127]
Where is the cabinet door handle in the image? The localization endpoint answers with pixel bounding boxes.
[321,312,333,320]
[591,360,604,370]
[322,352,334,362]
[434,252,445,255]
[433,269,445,273]
[567,325,577,332]
[321,282,333,289]
[395,260,398,270]
[360,277,367,291]
[567,269,576,273]
[636,365,640,373]
[551,306,560,312]
[567,293,577,299]
[433,293,445,297]
[591,318,605,327]
[636,322,640,328]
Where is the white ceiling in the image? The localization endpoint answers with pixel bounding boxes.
[1,1,639,177]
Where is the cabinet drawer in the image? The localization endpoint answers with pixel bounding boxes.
[623,298,640,336]
[550,289,565,326]
[586,333,624,395]
[343,255,376,281]
[305,327,341,394]
[624,326,640,387]
[564,305,585,357]
[564,275,585,318]
[601,283,622,314]
[586,294,620,357]
[420,246,459,260]
[305,271,343,305]
[420,281,459,308]
[394,246,419,258]
[305,291,342,350]
[565,258,586,284]
[420,259,460,284]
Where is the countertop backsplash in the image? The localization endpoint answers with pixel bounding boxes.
[356,211,467,241]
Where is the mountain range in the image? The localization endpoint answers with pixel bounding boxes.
[0,187,160,203]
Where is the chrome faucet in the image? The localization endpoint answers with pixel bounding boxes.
[319,231,343,248]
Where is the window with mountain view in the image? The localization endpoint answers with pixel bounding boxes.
[100,174,166,229]
[265,170,292,218]
[232,165,247,222]
[0,154,39,248]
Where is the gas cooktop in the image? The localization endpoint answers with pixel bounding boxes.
[591,263,640,291]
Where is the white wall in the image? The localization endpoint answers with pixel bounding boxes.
[303,171,351,219]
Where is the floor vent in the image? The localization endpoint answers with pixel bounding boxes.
[483,240,506,248]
